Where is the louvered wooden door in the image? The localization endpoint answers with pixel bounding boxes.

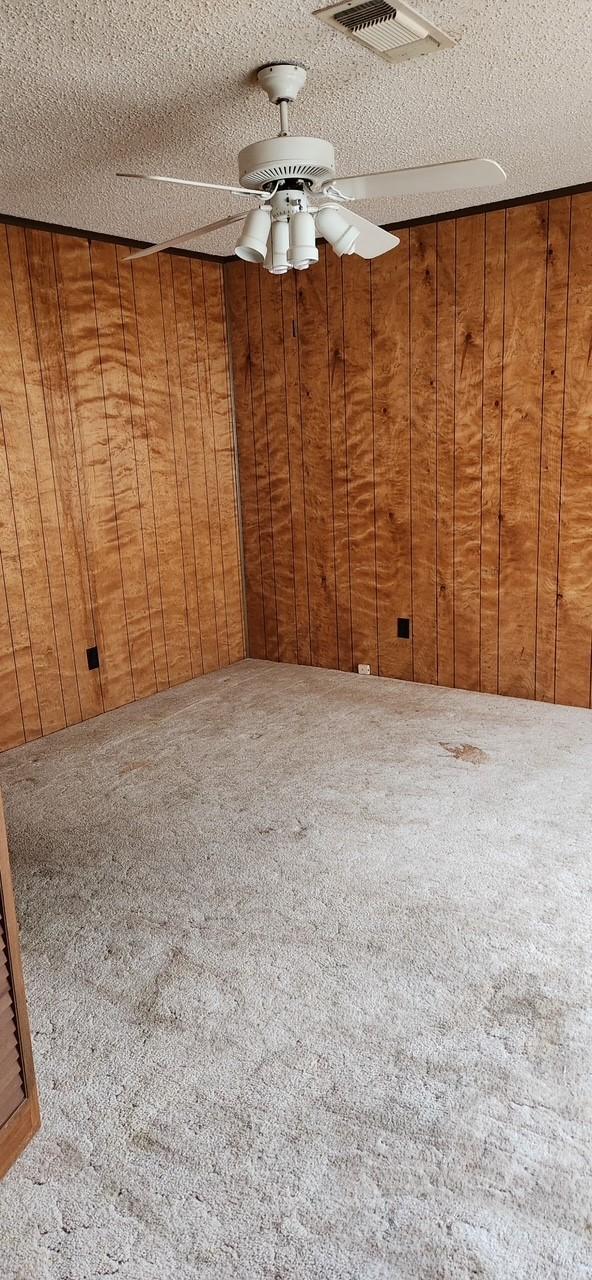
[0,794,39,1178]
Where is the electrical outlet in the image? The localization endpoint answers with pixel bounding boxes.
[86,645,100,670]
[357,663,371,675]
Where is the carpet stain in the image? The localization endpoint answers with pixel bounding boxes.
[487,976,567,1048]
[119,759,153,775]
[440,742,489,764]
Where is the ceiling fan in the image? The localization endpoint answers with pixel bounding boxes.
[118,62,506,271]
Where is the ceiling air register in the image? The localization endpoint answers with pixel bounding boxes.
[313,0,457,64]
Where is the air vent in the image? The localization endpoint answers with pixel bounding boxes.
[314,0,456,64]
[245,162,330,186]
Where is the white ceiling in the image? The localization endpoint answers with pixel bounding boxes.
[2,0,591,256]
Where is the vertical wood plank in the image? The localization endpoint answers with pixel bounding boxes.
[244,265,278,661]
[409,225,437,685]
[132,254,192,686]
[480,210,506,695]
[454,214,485,692]
[219,274,248,665]
[0,406,41,740]
[281,270,311,667]
[53,234,134,711]
[297,251,339,670]
[343,253,377,672]
[90,240,157,700]
[0,229,64,735]
[158,252,202,679]
[435,219,456,689]
[535,198,570,702]
[0,556,24,750]
[25,228,103,722]
[257,270,297,665]
[202,261,246,665]
[117,253,169,690]
[555,192,592,708]
[498,202,548,699]
[171,255,217,674]
[225,260,266,660]
[325,249,352,673]
[192,262,231,669]
[372,231,412,681]
[6,227,79,726]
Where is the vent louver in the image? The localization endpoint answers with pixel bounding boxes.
[314,0,456,64]
[245,161,330,186]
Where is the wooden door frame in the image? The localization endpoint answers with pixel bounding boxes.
[0,794,40,1179]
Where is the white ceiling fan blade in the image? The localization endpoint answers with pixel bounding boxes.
[121,212,248,262]
[325,158,506,202]
[117,172,269,199]
[319,205,400,259]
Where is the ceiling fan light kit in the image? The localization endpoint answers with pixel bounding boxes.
[235,205,272,263]
[315,205,360,256]
[265,218,291,274]
[119,62,506,272]
[288,209,319,269]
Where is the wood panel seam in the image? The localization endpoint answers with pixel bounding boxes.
[201,263,232,663]
[130,261,172,685]
[89,241,136,700]
[115,249,159,691]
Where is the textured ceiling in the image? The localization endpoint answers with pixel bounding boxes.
[2,0,591,256]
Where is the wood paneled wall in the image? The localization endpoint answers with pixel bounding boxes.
[0,225,244,752]
[226,191,592,708]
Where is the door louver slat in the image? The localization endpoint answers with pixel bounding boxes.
[0,904,25,1128]
[0,794,40,1178]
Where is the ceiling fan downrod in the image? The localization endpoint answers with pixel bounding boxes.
[278,100,290,137]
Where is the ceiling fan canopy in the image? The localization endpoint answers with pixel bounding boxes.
[118,62,506,270]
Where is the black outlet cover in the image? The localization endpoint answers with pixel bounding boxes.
[86,645,100,670]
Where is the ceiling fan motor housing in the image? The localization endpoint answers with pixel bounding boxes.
[238,137,336,193]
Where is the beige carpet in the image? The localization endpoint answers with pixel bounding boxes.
[0,659,591,1279]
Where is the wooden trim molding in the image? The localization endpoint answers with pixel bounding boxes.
[0,211,223,263]
[5,179,592,265]
[223,178,592,260]
[381,178,592,234]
